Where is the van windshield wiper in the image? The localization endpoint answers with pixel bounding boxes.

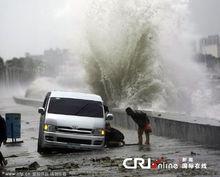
[74,103,90,115]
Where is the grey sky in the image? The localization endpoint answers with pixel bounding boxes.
[0,0,219,59]
[0,0,87,59]
[189,0,220,36]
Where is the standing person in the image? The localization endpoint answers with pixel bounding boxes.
[125,107,152,145]
[0,115,7,167]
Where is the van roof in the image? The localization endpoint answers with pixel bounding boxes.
[50,91,103,102]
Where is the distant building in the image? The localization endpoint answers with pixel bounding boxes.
[200,35,220,58]
[25,48,70,76]
[25,48,69,63]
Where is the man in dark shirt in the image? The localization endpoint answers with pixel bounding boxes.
[126,107,152,145]
[0,115,7,167]
[105,122,125,147]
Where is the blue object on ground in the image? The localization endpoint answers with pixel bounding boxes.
[5,113,21,142]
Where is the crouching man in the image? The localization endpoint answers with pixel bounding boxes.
[105,123,125,147]
[125,107,152,145]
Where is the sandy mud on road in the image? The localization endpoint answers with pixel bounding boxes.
[0,97,220,177]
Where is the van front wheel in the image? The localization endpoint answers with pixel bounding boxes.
[37,143,43,154]
[37,136,49,154]
[37,143,49,154]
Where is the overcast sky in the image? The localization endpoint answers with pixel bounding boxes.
[0,0,87,59]
[189,0,220,36]
[0,0,219,59]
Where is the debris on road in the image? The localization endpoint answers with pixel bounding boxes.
[5,154,18,158]
[47,162,79,170]
[28,161,40,170]
[15,161,40,171]
[191,151,200,156]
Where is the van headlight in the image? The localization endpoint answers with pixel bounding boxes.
[44,124,56,132]
[92,128,105,136]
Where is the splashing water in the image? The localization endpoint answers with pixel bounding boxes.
[82,0,211,115]
[84,0,164,108]
[22,0,217,118]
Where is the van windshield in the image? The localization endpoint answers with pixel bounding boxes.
[48,97,104,118]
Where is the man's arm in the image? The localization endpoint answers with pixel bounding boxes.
[129,114,139,126]
[144,113,150,124]
[139,111,150,124]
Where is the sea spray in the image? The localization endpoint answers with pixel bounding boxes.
[84,0,163,107]
[22,0,216,118]
[83,0,211,115]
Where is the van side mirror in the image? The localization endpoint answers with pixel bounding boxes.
[38,107,45,115]
[106,113,113,120]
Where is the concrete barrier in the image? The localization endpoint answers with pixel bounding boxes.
[111,108,220,149]
[13,96,43,107]
[13,97,220,148]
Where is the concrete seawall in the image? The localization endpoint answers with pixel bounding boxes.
[13,96,43,107]
[12,96,220,148]
[112,108,220,149]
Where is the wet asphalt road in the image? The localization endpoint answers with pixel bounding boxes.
[0,96,220,177]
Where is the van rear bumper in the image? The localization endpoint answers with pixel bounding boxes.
[42,131,105,150]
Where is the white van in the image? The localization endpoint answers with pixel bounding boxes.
[37,91,113,153]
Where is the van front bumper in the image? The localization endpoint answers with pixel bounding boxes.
[42,131,105,150]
